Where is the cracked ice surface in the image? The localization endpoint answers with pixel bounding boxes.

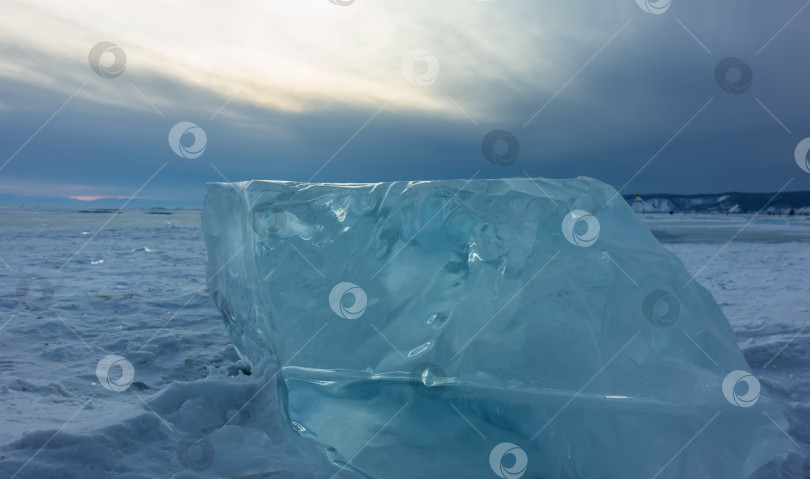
[203,177,790,479]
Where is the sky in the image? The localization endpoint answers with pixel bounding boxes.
[0,0,809,203]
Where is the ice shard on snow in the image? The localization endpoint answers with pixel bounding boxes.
[203,177,790,479]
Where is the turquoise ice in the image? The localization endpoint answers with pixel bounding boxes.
[203,177,790,478]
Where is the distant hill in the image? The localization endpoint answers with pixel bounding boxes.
[623,191,810,215]
[3,191,810,215]
[0,193,200,209]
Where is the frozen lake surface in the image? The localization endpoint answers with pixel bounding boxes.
[0,207,808,478]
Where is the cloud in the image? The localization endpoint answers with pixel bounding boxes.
[0,0,809,201]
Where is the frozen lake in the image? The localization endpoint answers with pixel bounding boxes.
[0,207,808,478]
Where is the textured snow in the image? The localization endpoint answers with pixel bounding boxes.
[0,205,808,478]
[202,178,794,478]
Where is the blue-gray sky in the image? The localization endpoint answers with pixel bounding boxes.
[1,0,809,202]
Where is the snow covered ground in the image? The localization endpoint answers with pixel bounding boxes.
[0,207,808,478]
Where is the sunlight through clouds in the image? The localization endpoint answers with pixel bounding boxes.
[1,0,809,200]
[0,1,635,117]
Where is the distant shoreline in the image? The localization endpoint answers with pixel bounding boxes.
[3,190,810,215]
